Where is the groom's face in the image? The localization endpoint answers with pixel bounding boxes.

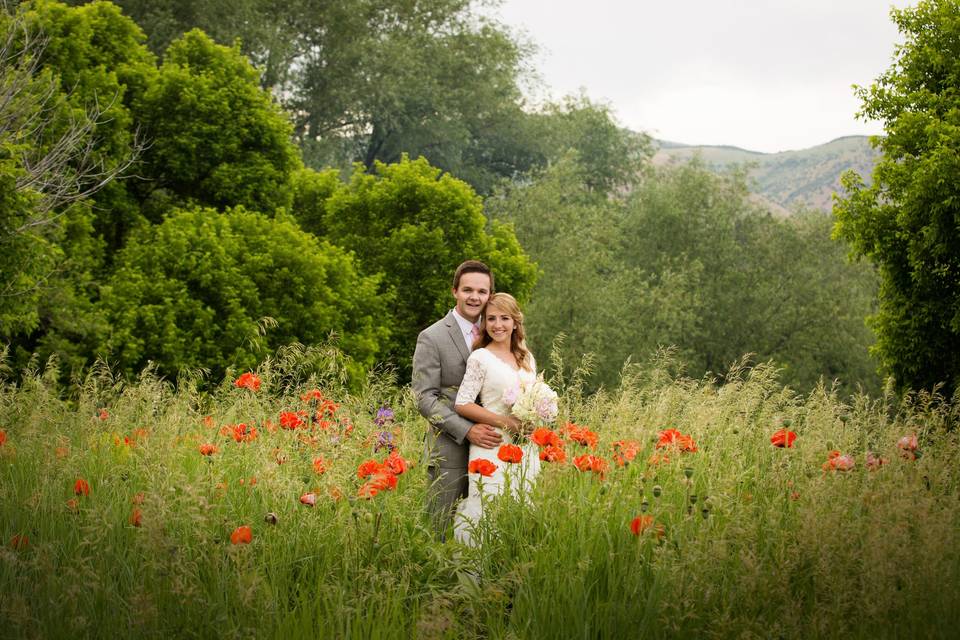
[452,272,491,323]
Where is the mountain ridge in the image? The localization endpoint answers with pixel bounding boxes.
[651,135,881,213]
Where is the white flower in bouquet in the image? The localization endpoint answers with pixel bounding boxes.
[511,377,558,424]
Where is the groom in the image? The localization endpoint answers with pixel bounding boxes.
[412,260,503,535]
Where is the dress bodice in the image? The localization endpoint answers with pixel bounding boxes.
[455,348,536,416]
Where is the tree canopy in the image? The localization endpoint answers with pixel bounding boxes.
[834,0,960,395]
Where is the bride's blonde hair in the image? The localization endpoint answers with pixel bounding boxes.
[474,293,533,371]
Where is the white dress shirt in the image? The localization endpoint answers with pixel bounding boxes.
[452,308,481,351]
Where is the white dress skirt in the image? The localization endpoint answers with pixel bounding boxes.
[453,348,541,546]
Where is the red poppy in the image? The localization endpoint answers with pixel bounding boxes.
[630,515,665,538]
[74,478,90,496]
[9,534,28,550]
[129,508,143,527]
[539,445,567,463]
[313,457,328,475]
[822,450,855,471]
[531,428,562,448]
[358,471,398,498]
[648,452,670,466]
[300,389,324,402]
[199,443,218,456]
[234,372,261,391]
[497,444,524,463]
[770,429,797,448]
[357,459,383,479]
[300,492,317,507]
[866,452,888,470]
[0,429,6,446]
[97,408,110,421]
[612,440,641,466]
[656,428,697,452]
[279,412,304,430]
[55,446,69,458]
[132,492,145,505]
[318,399,339,417]
[66,498,78,511]
[232,423,258,443]
[468,458,497,477]
[573,454,608,474]
[203,415,215,429]
[563,423,598,448]
[230,525,253,545]
[384,451,409,475]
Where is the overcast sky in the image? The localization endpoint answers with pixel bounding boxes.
[491,0,913,152]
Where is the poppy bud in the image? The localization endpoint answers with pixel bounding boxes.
[363,512,374,523]
[701,507,710,520]
[689,494,698,504]
[652,485,662,498]
[840,414,850,424]
[264,512,278,525]
[640,500,649,512]
[782,419,793,428]
[683,467,694,479]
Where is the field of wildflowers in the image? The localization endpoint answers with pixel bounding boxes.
[1,348,958,639]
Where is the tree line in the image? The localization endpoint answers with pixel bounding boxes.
[3,0,955,397]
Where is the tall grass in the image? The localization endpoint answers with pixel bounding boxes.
[1,348,957,638]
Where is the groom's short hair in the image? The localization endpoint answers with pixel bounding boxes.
[453,260,494,291]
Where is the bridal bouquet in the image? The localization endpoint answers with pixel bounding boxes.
[504,377,559,425]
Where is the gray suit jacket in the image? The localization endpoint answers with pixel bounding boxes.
[412,311,474,470]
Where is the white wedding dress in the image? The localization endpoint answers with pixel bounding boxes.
[453,347,541,546]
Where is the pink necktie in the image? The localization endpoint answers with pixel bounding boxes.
[470,325,481,345]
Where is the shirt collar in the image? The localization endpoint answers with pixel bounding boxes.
[451,308,479,334]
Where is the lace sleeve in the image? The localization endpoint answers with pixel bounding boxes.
[455,352,486,405]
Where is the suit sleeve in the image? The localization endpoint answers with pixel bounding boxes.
[412,330,474,444]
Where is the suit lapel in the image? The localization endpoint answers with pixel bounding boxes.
[444,312,470,362]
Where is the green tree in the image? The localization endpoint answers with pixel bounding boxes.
[135,28,300,216]
[833,0,960,395]
[304,155,537,376]
[100,206,389,381]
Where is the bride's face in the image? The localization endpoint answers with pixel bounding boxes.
[484,306,515,344]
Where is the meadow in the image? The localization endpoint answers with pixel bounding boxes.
[1,347,958,639]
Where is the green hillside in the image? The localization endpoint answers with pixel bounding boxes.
[652,136,880,213]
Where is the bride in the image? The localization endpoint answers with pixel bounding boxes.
[453,293,541,546]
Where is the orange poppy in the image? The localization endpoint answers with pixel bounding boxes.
[573,454,608,474]
[234,372,261,391]
[66,498,78,511]
[563,423,598,448]
[232,423,258,443]
[357,459,383,479]
[132,492,145,505]
[300,492,317,506]
[468,458,497,477]
[497,444,524,464]
[866,452,888,470]
[630,515,665,538]
[656,428,697,452]
[230,525,253,545]
[300,389,324,402]
[770,429,797,448]
[313,457,328,475]
[9,534,28,550]
[203,415,215,429]
[384,451,409,475]
[358,471,398,498]
[97,408,109,421]
[822,450,855,471]
[612,440,641,466]
[129,508,143,527]
[318,399,339,417]
[531,428,562,448]
[279,412,304,430]
[199,443,218,456]
[74,478,90,496]
[539,445,567,463]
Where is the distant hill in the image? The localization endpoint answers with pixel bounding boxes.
[651,136,880,213]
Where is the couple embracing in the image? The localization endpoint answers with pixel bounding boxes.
[412,260,541,545]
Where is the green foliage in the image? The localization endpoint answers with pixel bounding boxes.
[100,207,389,381]
[313,156,537,375]
[492,157,880,393]
[136,29,300,214]
[833,0,960,395]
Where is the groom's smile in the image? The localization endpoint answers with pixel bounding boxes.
[452,272,492,323]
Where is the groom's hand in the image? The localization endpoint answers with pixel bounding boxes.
[466,423,502,449]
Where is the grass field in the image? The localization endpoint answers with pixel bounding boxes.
[1,349,958,639]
